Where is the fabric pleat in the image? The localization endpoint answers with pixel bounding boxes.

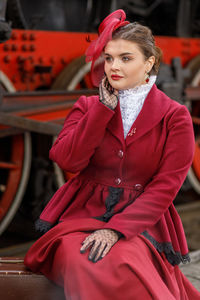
[24,218,200,300]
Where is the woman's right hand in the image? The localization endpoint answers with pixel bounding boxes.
[80,229,120,263]
[99,77,118,110]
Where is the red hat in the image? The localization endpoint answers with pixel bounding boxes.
[85,9,129,87]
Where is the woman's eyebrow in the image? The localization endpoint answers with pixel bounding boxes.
[119,52,134,56]
[104,52,134,56]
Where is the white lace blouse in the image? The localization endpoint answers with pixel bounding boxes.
[119,76,157,138]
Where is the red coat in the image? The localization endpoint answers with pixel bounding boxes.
[40,84,195,264]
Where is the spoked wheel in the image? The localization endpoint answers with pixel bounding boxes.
[0,71,32,234]
[186,55,200,194]
[51,55,93,91]
[51,56,93,187]
[187,136,200,194]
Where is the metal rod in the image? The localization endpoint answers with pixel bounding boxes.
[0,112,62,135]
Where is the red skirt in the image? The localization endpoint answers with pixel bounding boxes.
[24,218,200,300]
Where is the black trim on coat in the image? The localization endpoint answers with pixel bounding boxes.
[141,230,190,266]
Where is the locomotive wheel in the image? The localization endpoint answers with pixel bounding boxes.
[51,55,92,90]
[0,71,16,93]
[51,56,93,187]
[0,71,31,234]
[193,138,200,179]
[186,55,200,194]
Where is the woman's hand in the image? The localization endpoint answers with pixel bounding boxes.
[99,77,119,110]
[80,229,121,263]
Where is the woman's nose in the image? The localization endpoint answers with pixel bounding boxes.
[111,59,120,70]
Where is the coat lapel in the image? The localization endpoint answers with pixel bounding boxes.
[107,84,171,147]
[107,101,125,145]
[125,84,171,147]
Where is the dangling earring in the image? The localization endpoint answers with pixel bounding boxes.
[144,72,150,83]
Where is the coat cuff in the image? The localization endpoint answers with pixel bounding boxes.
[35,219,53,234]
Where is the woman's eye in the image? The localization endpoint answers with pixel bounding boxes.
[122,56,130,62]
[105,56,112,62]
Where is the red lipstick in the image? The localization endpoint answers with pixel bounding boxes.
[111,74,123,80]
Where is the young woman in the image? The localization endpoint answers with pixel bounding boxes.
[24,10,200,300]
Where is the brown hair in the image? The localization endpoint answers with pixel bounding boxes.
[112,23,162,75]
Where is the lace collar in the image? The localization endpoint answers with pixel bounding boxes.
[118,76,157,138]
[118,75,157,97]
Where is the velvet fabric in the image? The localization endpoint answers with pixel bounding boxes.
[85,9,129,86]
[39,84,194,262]
[24,83,200,299]
[24,219,200,300]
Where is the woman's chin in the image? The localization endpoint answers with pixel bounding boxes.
[108,80,126,90]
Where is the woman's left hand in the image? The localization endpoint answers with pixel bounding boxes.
[80,229,120,263]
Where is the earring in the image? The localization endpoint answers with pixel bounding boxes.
[145,72,150,83]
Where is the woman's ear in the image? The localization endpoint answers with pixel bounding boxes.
[146,56,155,73]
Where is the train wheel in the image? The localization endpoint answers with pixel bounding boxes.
[0,71,32,234]
[186,55,200,194]
[0,71,16,93]
[51,56,93,187]
[51,55,93,91]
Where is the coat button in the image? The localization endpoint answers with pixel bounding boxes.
[115,178,121,185]
[134,184,143,191]
[118,150,124,158]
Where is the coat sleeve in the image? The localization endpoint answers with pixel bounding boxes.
[104,105,195,239]
[49,95,114,172]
